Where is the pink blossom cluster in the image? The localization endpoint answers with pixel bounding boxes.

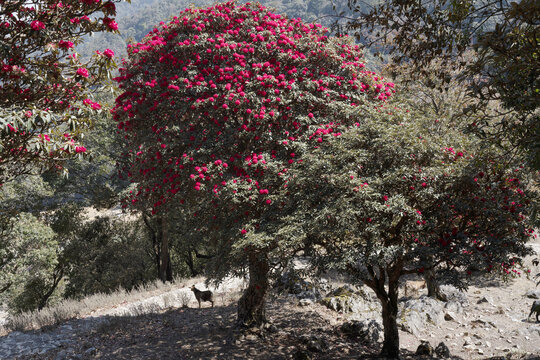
[59,40,74,49]
[76,67,89,78]
[102,17,118,31]
[70,16,91,24]
[83,98,101,110]
[30,20,45,31]
[103,48,115,58]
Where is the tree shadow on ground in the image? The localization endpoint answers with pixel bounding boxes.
[463,272,514,289]
[17,296,469,360]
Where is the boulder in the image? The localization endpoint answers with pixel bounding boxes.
[415,341,433,356]
[399,296,445,335]
[444,312,456,321]
[275,271,321,300]
[441,285,469,313]
[435,341,451,358]
[340,320,381,344]
[327,285,356,297]
[320,286,374,314]
[477,295,494,306]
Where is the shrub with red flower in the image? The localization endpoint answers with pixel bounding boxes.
[113,1,394,327]
[0,0,124,184]
[102,17,118,31]
[286,109,536,357]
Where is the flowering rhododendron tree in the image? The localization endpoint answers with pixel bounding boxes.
[0,0,125,185]
[285,106,536,357]
[113,1,394,326]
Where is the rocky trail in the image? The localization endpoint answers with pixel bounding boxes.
[0,243,539,359]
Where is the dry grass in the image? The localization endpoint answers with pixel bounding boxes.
[2,277,199,333]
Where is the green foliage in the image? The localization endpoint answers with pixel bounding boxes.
[468,0,540,167]
[0,175,54,216]
[42,96,129,209]
[0,213,59,313]
[63,216,155,299]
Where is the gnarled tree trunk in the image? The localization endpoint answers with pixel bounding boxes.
[379,278,400,359]
[365,260,403,359]
[425,267,447,301]
[237,252,269,328]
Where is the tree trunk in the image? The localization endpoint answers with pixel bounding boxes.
[185,249,198,277]
[166,251,173,281]
[364,262,402,359]
[380,280,400,359]
[237,252,269,328]
[142,213,161,279]
[38,268,64,311]
[425,267,447,301]
[159,216,172,282]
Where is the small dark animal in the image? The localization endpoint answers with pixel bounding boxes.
[191,285,214,308]
[529,300,540,322]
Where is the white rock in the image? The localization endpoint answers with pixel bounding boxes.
[476,295,494,305]
[298,299,313,306]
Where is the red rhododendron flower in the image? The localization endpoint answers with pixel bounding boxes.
[76,68,89,78]
[103,48,115,58]
[30,21,45,31]
[103,17,118,31]
[59,40,74,49]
